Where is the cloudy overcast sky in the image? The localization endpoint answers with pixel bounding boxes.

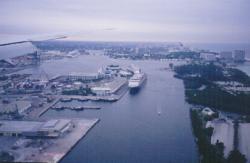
[0,0,250,43]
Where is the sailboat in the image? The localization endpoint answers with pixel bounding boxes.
[157,105,162,116]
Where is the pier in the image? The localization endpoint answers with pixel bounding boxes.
[13,118,100,163]
[28,97,60,119]
[59,95,118,102]
[52,105,101,111]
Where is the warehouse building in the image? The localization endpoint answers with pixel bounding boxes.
[67,72,104,82]
[0,100,32,115]
[0,119,72,138]
[91,78,127,96]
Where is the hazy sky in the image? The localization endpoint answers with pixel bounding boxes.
[0,0,250,43]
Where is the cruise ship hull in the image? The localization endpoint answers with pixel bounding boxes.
[128,74,147,93]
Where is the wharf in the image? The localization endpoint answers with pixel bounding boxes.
[52,105,101,110]
[59,83,128,102]
[59,95,120,102]
[28,97,60,119]
[12,118,99,163]
[26,84,127,118]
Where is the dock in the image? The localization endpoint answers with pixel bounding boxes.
[59,95,120,102]
[27,97,60,119]
[27,84,127,118]
[38,97,60,117]
[12,118,100,163]
[52,105,101,111]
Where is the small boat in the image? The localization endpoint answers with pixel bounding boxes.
[157,105,162,116]
[82,106,101,110]
[60,98,72,102]
[77,98,88,102]
[52,105,65,110]
[72,106,84,111]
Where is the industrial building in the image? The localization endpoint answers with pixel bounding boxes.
[91,87,112,96]
[0,119,72,137]
[91,78,127,96]
[67,72,104,82]
[0,100,32,115]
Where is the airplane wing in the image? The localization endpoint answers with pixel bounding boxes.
[0,35,67,46]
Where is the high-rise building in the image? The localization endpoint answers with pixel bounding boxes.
[220,51,233,60]
[233,50,245,62]
[200,52,217,61]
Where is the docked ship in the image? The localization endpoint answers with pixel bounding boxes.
[128,70,147,92]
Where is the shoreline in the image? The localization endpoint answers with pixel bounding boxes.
[11,118,100,163]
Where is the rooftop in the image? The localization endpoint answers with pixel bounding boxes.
[0,119,72,136]
[0,120,42,133]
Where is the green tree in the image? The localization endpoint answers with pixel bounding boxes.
[0,151,14,162]
[227,150,247,163]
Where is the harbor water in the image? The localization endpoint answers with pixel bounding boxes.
[4,42,250,163]
[21,54,199,163]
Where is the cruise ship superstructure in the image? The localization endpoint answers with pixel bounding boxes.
[128,69,147,90]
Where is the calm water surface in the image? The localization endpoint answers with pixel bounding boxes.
[24,55,198,163]
[8,42,250,163]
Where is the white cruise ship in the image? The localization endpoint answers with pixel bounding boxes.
[128,71,147,90]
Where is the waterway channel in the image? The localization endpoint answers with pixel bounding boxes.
[22,55,198,163]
